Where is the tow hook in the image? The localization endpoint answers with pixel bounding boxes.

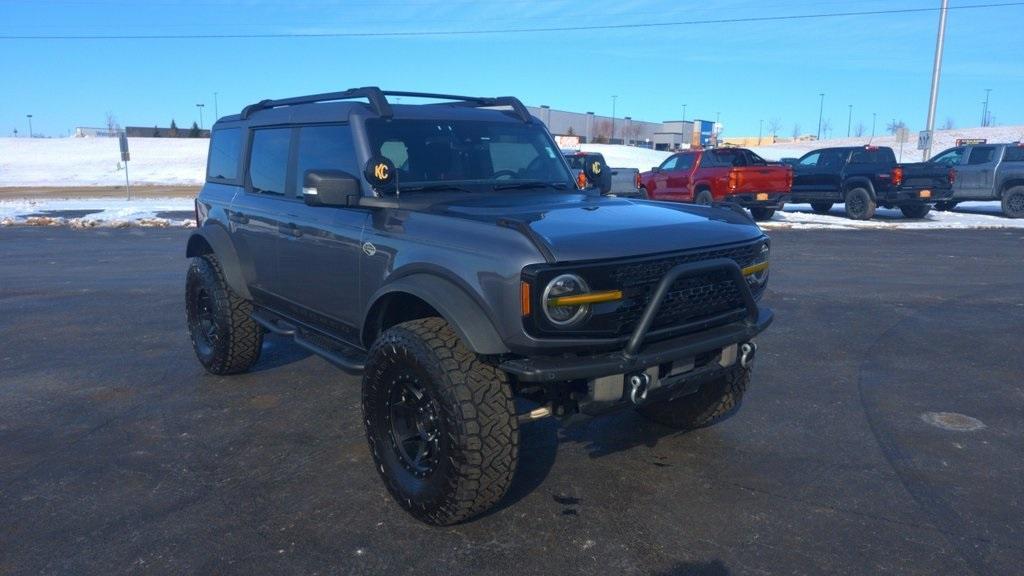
[628,372,650,405]
[740,341,757,368]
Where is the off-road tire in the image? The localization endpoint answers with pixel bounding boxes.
[694,189,714,205]
[185,255,263,375]
[810,201,833,214]
[636,367,750,430]
[935,201,958,211]
[362,317,518,526]
[899,203,932,219]
[749,207,776,221]
[844,187,876,220]
[1002,185,1024,218]
[639,186,650,200]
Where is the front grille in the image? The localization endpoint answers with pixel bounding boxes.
[610,241,763,335]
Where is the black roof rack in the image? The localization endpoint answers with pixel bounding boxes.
[239,87,532,123]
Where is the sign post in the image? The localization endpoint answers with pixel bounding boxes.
[119,132,131,200]
[917,130,933,152]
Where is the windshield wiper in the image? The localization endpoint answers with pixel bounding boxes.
[401,183,474,193]
[492,181,569,191]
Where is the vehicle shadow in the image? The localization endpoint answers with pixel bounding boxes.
[249,334,313,373]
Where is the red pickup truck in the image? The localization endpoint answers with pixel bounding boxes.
[639,148,793,221]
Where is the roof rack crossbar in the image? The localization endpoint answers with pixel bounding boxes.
[380,91,532,123]
[239,86,393,120]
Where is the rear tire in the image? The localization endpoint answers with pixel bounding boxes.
[185,255,263,375]
[844,187,876,220]
[810,202,833,214]
[934,201,958,211]
[637,367,750,430]
[749,207,775,221]
[694,189,714,205]
[362,317,518,526]
[639,186,650,200]
[1002,185,1024,218]
[899,203,932,219]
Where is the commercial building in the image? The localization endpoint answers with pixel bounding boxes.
[527,105,706,151]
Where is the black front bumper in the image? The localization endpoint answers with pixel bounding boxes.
[501,258,772,383]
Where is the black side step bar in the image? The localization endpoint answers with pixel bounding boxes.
[251,309,366,375]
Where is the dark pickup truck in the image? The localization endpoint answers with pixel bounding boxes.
[785,146,954,220]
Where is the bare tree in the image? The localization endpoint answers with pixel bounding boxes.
[854,122,866,137]
[626,123,643,145]
[767,118,782,138]
[593,120,612,143]
[105,112,120,136]
[791,123,801,140]
[941,117,955,130]
[886,119,906,135]
[821,118,832,139]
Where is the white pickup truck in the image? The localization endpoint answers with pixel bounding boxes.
[930,142,1024,217]
[562,151,642,197]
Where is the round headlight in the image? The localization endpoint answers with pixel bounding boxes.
[542,274,590,327]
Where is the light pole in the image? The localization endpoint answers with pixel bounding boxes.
[611,95,618,143]
[682,104,687,121]
[26,114,33,138]
[196,104,205,130]
[758,119,763,145]
[816,93,825,140]
[923,0,948,160]
[214,92,219,120]
[847,105,853,137]
[871,112,877,140]
[981,89,991,126]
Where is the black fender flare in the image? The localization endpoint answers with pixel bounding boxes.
[185,224,251,300]
[364,274,509,355]
[843,177,877,200]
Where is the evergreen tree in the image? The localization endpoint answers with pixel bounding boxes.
[169,119,179,137]
[152,125,160,137]
[189,121,200,138]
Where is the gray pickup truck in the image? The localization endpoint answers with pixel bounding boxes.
[929,143,1024,217]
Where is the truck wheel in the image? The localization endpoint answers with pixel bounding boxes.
[185,255,263,375]
[1002,185,1024,218]
[639,186,650,200]
[694,190,714,205]
[636,366,749,430]
[362,317,518,525]
[810,202,833,214]
[935,201,958,211]
[843,188,876,220]
[749,207,775,221]
[899,204,932,219]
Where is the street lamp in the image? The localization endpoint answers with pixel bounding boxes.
[871,112,877,140]
[26,114,33,138]
[196,104,205,130]
[982,89,992,126]
[816,93,825,140]
[213,92,219,120]
[758,119,763,145]
[682,104,687,121]
[847,104,853,137]
[611,95,618,143]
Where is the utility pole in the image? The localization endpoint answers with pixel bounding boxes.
[923,0,948,160]
[871,112,877,140]
[214,92,219,120]
[816,93,825,140]
[758,119,763,145]
[981,88,991,127]
[26,114,33,138]
[196,104,205,130]
[847,105,853,137]
[611,95,618,143]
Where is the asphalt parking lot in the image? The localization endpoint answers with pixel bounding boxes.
[2,226,1022,576]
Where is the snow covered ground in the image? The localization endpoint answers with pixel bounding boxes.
[578,143,671,171]
[0,197,195,228]
[0,137,206,187]
[760,202,1024,230]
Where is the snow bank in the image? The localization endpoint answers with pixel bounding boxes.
[578,144,671,171]
[0,197,196,228]
[759,202,1024,230]
[0,137,206,187]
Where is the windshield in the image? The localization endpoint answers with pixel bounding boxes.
[365,118,573,189]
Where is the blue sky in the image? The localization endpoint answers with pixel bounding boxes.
[1,0,1021,138]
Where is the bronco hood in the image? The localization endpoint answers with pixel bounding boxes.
[430,193,765,262]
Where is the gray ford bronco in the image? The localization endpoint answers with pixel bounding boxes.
[185,88,773,525]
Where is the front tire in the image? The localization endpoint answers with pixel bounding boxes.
[935,201,958,211]
[844,187,876,220]
[749,207,776,221]
[899,203,932,219]
[1002,185,1024,218]
[637,367,750,430]
[362,318,518,525]
[639,186,650,200]
[810,201,833,214]
[694,189,714,205]
[185,255,263,375]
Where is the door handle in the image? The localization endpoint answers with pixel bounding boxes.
[228,212,249,224]
[278,222,303,238]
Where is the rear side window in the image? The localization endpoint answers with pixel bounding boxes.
[294,125,360,197]
[248,128,292,196]
[850,148,895,164]
[207,128,241,182]
[930,147,964,166]
[968,146,996,165]
[675,154,695,171]
[659,156,679,171]
[1004,146,1024,163]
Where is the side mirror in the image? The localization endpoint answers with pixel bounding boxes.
[303,170,361,207]
[651,167,661,173]
[780,158,798,166]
